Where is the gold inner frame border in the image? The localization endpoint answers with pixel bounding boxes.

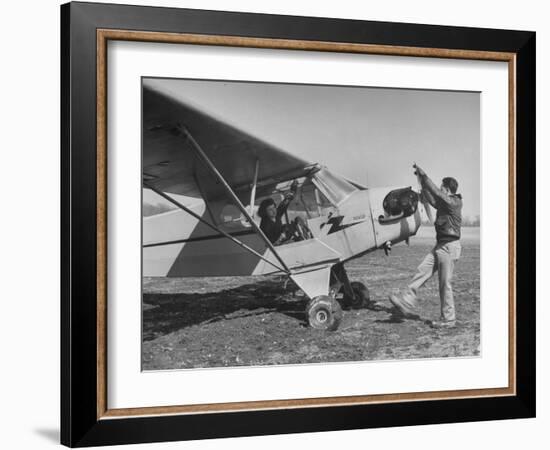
[95,28,517,420]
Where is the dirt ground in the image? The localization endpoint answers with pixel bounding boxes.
[142,227,480,370]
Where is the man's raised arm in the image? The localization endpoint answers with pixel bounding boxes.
[414,164,454,206]
[421,186,438,208]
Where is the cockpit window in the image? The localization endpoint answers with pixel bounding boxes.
[312,168,357,205]
[285,179,331,221]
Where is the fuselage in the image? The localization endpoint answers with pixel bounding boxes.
[143,184,421,277]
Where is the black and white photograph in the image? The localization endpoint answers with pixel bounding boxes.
[0,0,543,446]
[141,78,481,370]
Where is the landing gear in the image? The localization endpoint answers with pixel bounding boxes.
[330,263,371,310]
[347,281,370,309]
[297,263,373,331]
[306,295,343,331]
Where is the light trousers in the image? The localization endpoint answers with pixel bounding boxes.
[403,240,462,321]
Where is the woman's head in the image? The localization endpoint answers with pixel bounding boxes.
[258,198,277,220]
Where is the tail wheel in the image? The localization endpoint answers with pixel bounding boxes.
[306,295,343,331]
[348,282,370,310]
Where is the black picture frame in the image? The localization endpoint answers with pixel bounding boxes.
[61,1,535,447]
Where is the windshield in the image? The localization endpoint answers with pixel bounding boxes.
[312,168,357,205]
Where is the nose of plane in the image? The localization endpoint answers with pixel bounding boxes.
[368,186,422,247]
[378,186,419,222]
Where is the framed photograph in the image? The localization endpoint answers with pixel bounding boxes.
[61,1,535,447]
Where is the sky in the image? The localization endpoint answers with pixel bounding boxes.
[144,78,480,218]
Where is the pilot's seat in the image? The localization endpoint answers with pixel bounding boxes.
[285,216,313,243]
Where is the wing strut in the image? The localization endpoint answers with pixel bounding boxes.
[249,159,259,215]
[144,182,289,274]
[177,125,291,274]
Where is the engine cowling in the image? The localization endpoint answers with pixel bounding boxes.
[381,187,419,222]
[368,186,422,248]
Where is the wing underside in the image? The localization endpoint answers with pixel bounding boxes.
[142,79,327,277]
[143,80,313,202]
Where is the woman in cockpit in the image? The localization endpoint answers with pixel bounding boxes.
[258,180,309,245]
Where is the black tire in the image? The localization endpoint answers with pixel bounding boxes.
[349,282,370,310]
[306,295,343,331]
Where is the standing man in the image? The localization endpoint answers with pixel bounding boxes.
[389,164,463,328]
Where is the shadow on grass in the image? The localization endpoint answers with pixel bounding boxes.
[142,278,310,341]
[375,308,432,325]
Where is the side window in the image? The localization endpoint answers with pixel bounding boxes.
[313,168,357,205]
[286,180,332,221]
[252,179,331,225]
[218,203,251,229]
[200,177,337,233]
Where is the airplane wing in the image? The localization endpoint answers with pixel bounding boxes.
[143,80,314,202]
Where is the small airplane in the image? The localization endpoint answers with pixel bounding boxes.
[142,80,426,331]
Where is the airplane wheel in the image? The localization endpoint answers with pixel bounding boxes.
[349,282,370,309]
[306,295,342,331]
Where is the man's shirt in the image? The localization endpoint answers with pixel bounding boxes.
[420,175,463,244]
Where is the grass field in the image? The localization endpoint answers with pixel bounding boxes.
[142,227,480,370]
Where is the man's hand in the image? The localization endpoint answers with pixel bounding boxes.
[413,163,426,178]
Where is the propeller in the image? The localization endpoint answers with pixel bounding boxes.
[414,163,434,225]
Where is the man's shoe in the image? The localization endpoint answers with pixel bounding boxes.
[429,319,456,329]
[388,294,418,318]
